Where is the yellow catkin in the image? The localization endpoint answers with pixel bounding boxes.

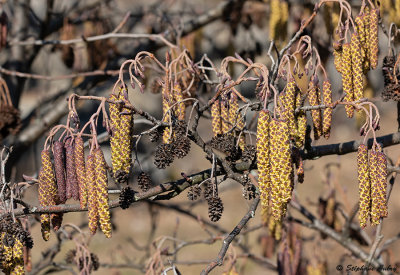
[109,93,123,173]
[363,8,371,72]
[173,84,185,121]
[294,92,306,148]
[162,87,172,144]
[94,148,112,238]
[342,43,354,118]
[351,33,364,104]
[86,154,99,235]
[220,99,230,134]
[357,144,370,228]
[307,79,323,139]
[370,148,388,225]
[369,8,379,70]
[322,80,332,139]
[256,110,271,206]
[282,77,297,138]
[333,48,343,74]
[355,14,367,66]
[119,91,133,175]
[11,238,24,275]
[211,99,222,136]
[74,136,87,209]
[269,0,281,41]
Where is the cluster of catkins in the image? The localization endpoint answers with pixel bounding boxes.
[152,84,191,169]
[109,88,133,183]
[333,5,379,117]
[0,215,33,275]
[357,144,388,228]
[38,137,112,239]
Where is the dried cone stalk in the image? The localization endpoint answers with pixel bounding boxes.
[351,33,364,103]
[52,141,66,203]
[357,144,370,228]
[307,78,323,139]
[65,140,79,201]
[370,147,388,225]
[38,150,58,241]
[257,110,271,206]
[74,136,87,208]
[94,148,112,238]
[342,43,355,117]
[369,8,379,69]
[86,154,99,234]
[322,80,333,139]
[211,99,222,136]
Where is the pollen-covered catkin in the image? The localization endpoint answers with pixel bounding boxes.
[351,33,364,103]
[74,136,87,209]
[86,154,99,235]
[333,43,343,74]
[294,92,306,148]
[220,99,230,134]
[173,84,185,121]
[362,7,371,72]
[342,43,355,118]
[52,141,66,203]
[283,77,297,137]
[357,144,370,228]
[94,148,112,238]
[109,93,123,174]
[256,110,271,206]
[162,87,172,144]
[118,91,133,178]
[370,148,388,225]
[369,8,379,69]
[307,79,323,139]
[211,99,222,136]
[322,80,332,139]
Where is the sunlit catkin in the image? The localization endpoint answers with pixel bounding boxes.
[307,79,323,139]
[369,8,379,69]
[322,80,332,139]
[283,77,297,138]
[269,0,281,41]
[118,91,133,177]
[211,99,222,136]
[351,33,364,104]
[162,87,172,144]
[295,92,306,148]
[362,7,371,72]
[86,154,99,235]
[220,99,230,134]
[370,148,387,225]
[256,110,271,206]
[342,43,354,118]
[12,238,24,275]
[357,144,370,228]
[94,148,112,238]
[109,93,123,174]
[74,136,87,208]
[333,46,343,74]
[173,84,185,121]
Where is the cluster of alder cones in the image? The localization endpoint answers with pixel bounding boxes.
[0,215,33,275]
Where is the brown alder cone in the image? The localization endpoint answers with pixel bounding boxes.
[86,154,99,235]
[307,78,323,139]
[94,148,112,238]
[38,150,58,241]
[173,84,185,121]
[220,99,230,134]
[256,110,271,206]
[369,8,379,69]
[322,80,332,139]
[109,93,123,174]
[342,43,355,118]
[211,99,222,136]
[351,33,364,104]
[52,141,66,203]
[65,140,79,201]
[357,144,370,228]
[370,148,388,225]
[74,136,87,208]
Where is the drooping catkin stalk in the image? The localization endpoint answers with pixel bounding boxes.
[38,150,58,241]
[342,42,355,118]
[52,141,66,204]
[220,99,230,134]
[351,33,364,104]
[256,110,271,206]
[109,93,123,175]
[357,144,370,228]
[322,80,333,139]
[370,148,388,225]
[74,136,87,208]
[307,78,323,139]
[211,99,222,136]
[173,84,185,121]
[65,140,79,201]
[94,148,112,238]
[369,8,379,69]
[86,154,99,235]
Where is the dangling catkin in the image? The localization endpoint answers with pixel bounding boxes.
[65,140,79,201]
[369,8,379,69]
[118,91,133,177]
[357,144,370,228]
[74,136,87,209]
[256,110,271,206]
[333,44,343,74]
[86,154,99,235]
[283,77,297,138]
[211,99,222,136]
[370,147,387,225]
[173,83,185,121]
[342,43,354,118]
[351,33,364,104]
[362,7,371,72]
[52,141,66,203]
[94,148,112,238]
[109,93,123,174]
[322,80,332,139]
[220,99,230,134]
[162,87,172,144]
[294,92,306,148]
[307,79,323,139]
